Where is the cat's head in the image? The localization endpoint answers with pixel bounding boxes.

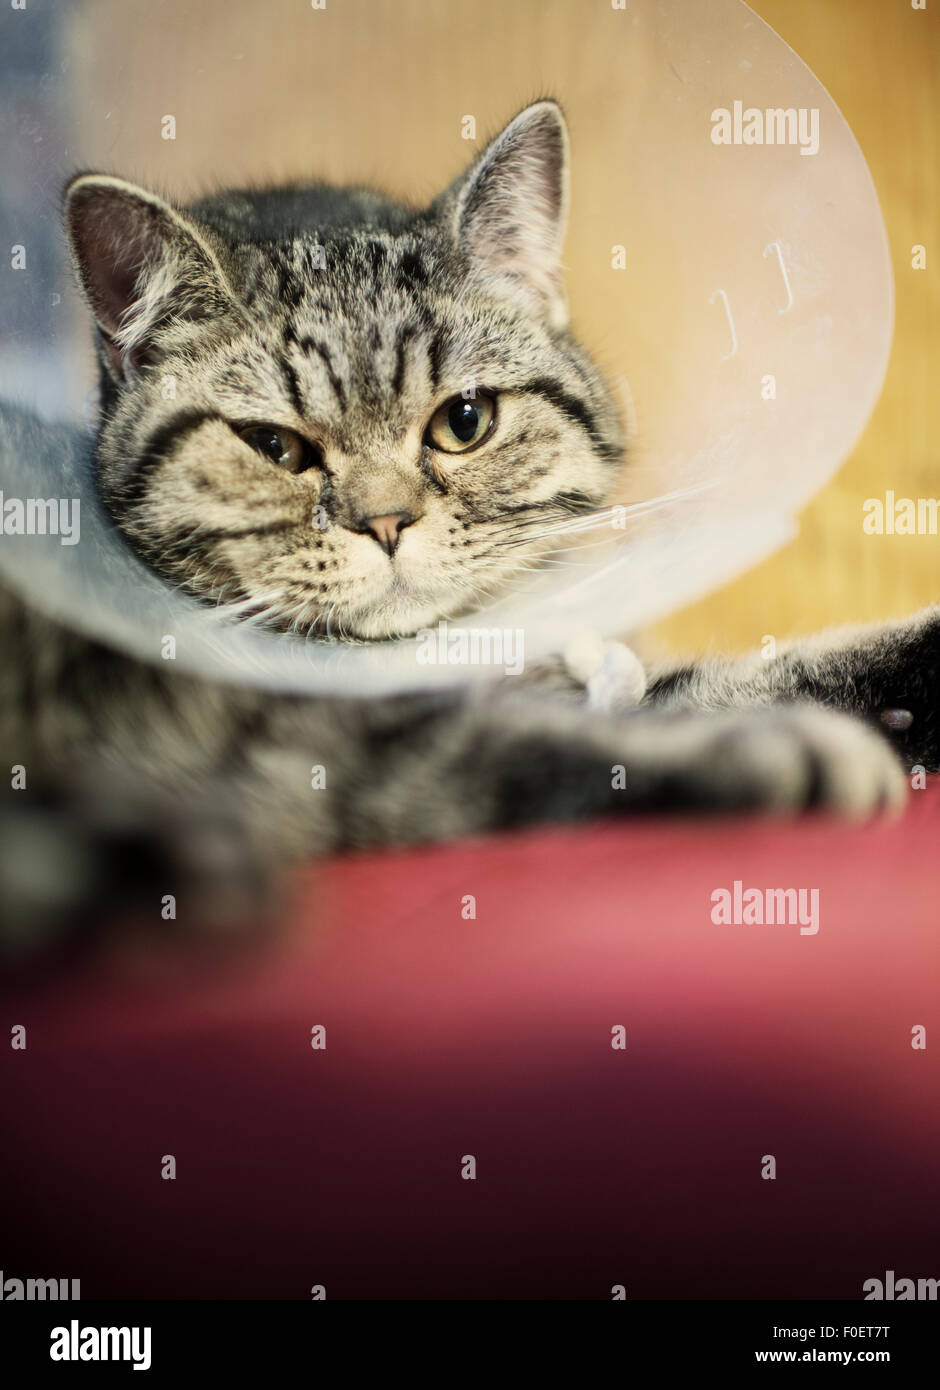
[64,100,624,640]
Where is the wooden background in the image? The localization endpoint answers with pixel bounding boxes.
[65,0,938,658]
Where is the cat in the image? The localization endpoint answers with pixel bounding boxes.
[0,99,935,954]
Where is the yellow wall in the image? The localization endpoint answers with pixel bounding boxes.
[67,0,938,658]
[656,0,938,657]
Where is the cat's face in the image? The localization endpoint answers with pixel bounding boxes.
[65,102,624,640]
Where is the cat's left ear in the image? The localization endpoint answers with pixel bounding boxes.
[446,100,570,331]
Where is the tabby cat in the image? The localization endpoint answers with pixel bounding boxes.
[1,100,936,950]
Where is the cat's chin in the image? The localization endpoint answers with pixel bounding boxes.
[335,599,460,643]
[309,568,473,642]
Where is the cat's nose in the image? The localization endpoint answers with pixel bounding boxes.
[357,511,415,557]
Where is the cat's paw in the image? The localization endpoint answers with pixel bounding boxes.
[690,705,907,818]
[564,634,647,711]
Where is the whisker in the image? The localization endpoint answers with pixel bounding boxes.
[503,481,715,545]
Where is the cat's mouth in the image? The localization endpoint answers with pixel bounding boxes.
[331,578,464,641]
[218,529,521,643]
[306,565,492,642]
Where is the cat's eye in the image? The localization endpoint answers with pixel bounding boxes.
[238,423,316,474]
[424,393,496,454]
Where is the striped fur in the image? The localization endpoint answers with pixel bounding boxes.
[67,101,623,640]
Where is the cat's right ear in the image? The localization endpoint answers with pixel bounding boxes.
[63,173,235,380]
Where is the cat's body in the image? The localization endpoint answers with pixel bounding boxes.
[0,101,936,950]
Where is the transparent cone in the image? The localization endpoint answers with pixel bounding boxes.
[0,0,892,695]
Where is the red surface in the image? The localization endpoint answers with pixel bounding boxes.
[2,785,939,1300]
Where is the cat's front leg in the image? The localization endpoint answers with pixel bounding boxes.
[645,607,940,773]
[0,694,903,959]
[256,693,905,856]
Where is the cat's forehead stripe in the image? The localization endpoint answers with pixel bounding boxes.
[279,359,305,419]
[296,337,348,414]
